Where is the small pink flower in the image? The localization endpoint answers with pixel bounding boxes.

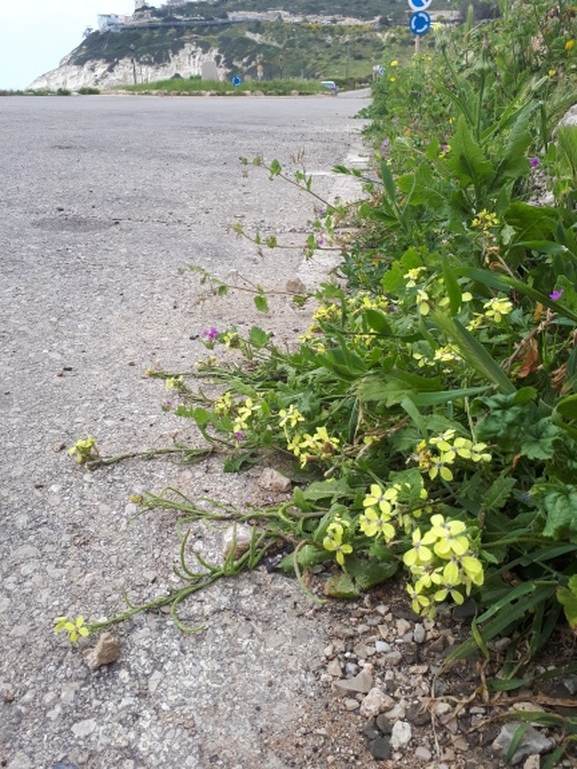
[549,289,564,300]
[202,327,219,343]
[530,157,539,169]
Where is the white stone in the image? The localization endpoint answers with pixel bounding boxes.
[360,688,395,719]
[390,720,412,749]
[222,523,254,559]
[71,718,97,738]
[257,467,292,492]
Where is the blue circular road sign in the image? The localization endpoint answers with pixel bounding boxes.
[408,0,432,9]
[231,75,242,87]
[409,11,431,35]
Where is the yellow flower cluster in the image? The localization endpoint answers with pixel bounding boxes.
[471,209,500,231]
[232,397,262,433]
[165,376,184,389]
[482,296,514,323]
[415,429,491,482]
[403,514,484,617]
[323,516,353,566]
[287,425,340,468]
[214,391,234,416]
[54,615,91,643]
[279,404,305,431]
[68,436,100,465]
[359,480,431,542]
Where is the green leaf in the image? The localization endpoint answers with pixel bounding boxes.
[325,573,359,598]
[555,394,577,421]
[380,160,397,203]
[541,485,577,540]
[254,295,269,313]
[557,586,577,632]
[448,115,495,192]
[381,261,405,293]
[429,311,516,394]
[520,418,562,460]
[248,325,271,348]
[442,257,462,316]
[482,476,517,513]
[363,308,392,335]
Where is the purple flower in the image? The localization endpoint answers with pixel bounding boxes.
[380,138,391,156]
[316,237,324,247]
[529,157,539,168]
[234,431,245,441]
[202,327,219,343]
[549,289,564,300]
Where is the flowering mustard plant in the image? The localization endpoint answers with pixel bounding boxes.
[68,436,100,465]
[54,615,91,642]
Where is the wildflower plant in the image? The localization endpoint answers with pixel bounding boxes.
[61,12,577,756]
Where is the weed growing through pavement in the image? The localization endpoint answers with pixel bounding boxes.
[59,5,577,759]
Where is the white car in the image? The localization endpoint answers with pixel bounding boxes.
[321,80,338,95]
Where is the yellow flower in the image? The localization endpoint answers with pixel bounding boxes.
[403,528,434,567]
[68,436,99,464]
[363,483,398,513]
[214,392,233,416]
[389,77,396,83]
[54,615,90,643]
[323,530,353,566]
[390,60,398,67]
[359,508,396,542]
[483,297,514,323]
[549,69,557,77]
[278,404,305,430]
[427,514,470,558]
[566,40,575,51]
[416,289,430,315]
[407,584,433,616]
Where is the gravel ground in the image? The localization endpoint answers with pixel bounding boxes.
[0,94,570,769]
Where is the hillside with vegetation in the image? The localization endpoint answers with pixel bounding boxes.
[68,0,463,84]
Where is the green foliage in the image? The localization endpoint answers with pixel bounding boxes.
[61,10,577,755]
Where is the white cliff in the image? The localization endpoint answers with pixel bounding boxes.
[28,42,223,91]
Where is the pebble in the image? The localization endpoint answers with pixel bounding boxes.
[333,670,373,695]
[414,746,432,761]
[390,720,412,749]
[360,688,395,719]
[326,658,342,677]
[368,734,391,760]
[413,623,426,644]
[83,632,121,670]
[71,718,97,738]
[222,523,254,559]
[257,467,292,492]
[492,722,553,765]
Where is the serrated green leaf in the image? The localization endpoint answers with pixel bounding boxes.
[541,485,577,539]
[325,573,359,598]
[248,325,270,348]
[482,476,517,513]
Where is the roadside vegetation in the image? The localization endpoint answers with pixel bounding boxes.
[61,0,577,760]
[122,76,324,95]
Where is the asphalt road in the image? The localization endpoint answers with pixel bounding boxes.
[0,93,369,768]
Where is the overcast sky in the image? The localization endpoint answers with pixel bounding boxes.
[0,1,133,90]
